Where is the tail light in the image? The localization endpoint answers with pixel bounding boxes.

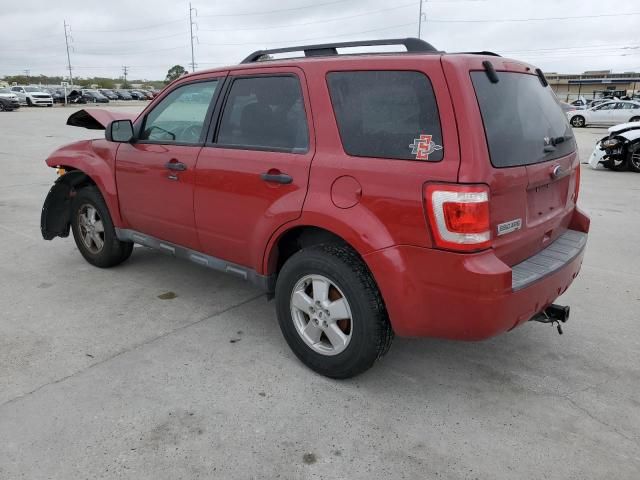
[424,184,491,252]
[574,165,581,203]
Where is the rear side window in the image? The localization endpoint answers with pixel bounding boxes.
[217,75,308,153]
[471,71,575,168]
[327,71,443,161]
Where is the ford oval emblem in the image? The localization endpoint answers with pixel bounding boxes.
[551,165,564,179]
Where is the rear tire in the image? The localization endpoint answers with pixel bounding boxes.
[275,244,393,379]
[71,186,133,268]
[570,115,585,128]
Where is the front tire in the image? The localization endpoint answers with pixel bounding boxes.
[26,97,32,107]
[571,115,585,127]
[630,116,640,123]
[275,244,393,378]
[628,147,640,173]
[71,186,133,268]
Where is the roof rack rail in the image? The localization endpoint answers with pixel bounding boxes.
[240,37,439,64]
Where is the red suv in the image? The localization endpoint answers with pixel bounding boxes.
[41,39,589,378]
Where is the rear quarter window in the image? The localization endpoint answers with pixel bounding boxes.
[471,71,575,168]
[327,71,443,161]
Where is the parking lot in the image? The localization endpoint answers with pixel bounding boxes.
[0,106,638,479]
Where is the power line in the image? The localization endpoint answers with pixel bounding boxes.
[73,18,186,33]
[198,0,352,17]
[198,22,416,47]
[427,11,640,22]
[199,2,416,32]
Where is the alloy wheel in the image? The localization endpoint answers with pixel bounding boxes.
[290,274,353,356]
[77,204,105,254]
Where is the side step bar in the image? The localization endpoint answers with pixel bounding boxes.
[115,228,274,293]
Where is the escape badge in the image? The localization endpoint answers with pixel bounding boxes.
[409,134,443,160]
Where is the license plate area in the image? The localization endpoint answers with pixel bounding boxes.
[526,176,569,226]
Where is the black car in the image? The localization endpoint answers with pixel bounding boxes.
[82,90,109,103]
[0,96,20,111]
[115,90,133,100]
[45,88,66,104]
[66,90,87,104]
[128,90,144,100]
[98,89,119,100]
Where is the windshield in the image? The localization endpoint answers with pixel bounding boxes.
[24,87,42,92]
[0,88,10,93]
[471,71,575,167]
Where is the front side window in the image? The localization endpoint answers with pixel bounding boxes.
[140,80,218,144]
[327,71,443,161]
[217,75,308,153]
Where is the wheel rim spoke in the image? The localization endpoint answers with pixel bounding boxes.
[327,298,350,321]
[92,233,104,250]
[93,220,104,233]
[311,278,329,303]
[325,323,348,350]
[292,290,314,315]
[302,320,323,344]
[83,231,93,248]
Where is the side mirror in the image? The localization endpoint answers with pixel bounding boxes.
[106,119,134,143]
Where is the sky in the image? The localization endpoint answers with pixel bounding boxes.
[2,0,639,81]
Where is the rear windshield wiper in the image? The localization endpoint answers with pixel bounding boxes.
[551,135,572,146]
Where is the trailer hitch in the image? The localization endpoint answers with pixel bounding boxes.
[530,304,570,334]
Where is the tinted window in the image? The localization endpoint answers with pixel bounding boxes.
[471,71,575,168]
[327,71,443,161]
[140,80,218,144]
[217,76,308,152]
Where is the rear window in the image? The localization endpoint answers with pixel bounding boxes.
[327,71,443,161]
[471,71,575,168]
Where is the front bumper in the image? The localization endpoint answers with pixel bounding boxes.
[30,97,53,106]
[364,208,590,340]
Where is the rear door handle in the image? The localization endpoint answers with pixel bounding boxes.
[260,172,293,184]
[165,160,187,171]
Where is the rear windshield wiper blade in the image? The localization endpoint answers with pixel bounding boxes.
[551,135,572,146]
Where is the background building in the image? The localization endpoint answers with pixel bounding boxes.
[547,70,640,102]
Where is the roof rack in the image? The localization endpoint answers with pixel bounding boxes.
[240,37,439,64]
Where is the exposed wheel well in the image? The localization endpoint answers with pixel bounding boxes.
[269,226,349,275]
[41,169,99,240]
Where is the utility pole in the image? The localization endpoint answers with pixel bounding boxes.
[23,69,30,78]
[63,20,73,86]
[122,66,129,87]
[189,2,198,73]
[418,0,426,39]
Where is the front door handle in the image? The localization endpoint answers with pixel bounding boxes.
[260,172,293,184]
[165,160,187,171]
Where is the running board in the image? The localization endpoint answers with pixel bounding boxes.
[115,228,274,292]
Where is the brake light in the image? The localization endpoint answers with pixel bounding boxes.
[424,184,491,252]
[574,165,581,203]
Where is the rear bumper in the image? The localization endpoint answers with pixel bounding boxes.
[364,207,590,340]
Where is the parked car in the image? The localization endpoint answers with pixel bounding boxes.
[66,90,87,104]
[567,100,640,127]
[0,88,21,110]
[10,86,53,107]
[81,89,109,103]
[115,90,133,100]
[41,38,589,378]
[128,90,145,100]
[588,122,640,172]
[98,89,119,101]
[42,88,66,104]
[0,96,20,111]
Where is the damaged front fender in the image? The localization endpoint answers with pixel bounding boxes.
[41,170,90,240]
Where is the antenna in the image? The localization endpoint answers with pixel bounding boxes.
[63,20,73,85]
[189,3,198,73]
